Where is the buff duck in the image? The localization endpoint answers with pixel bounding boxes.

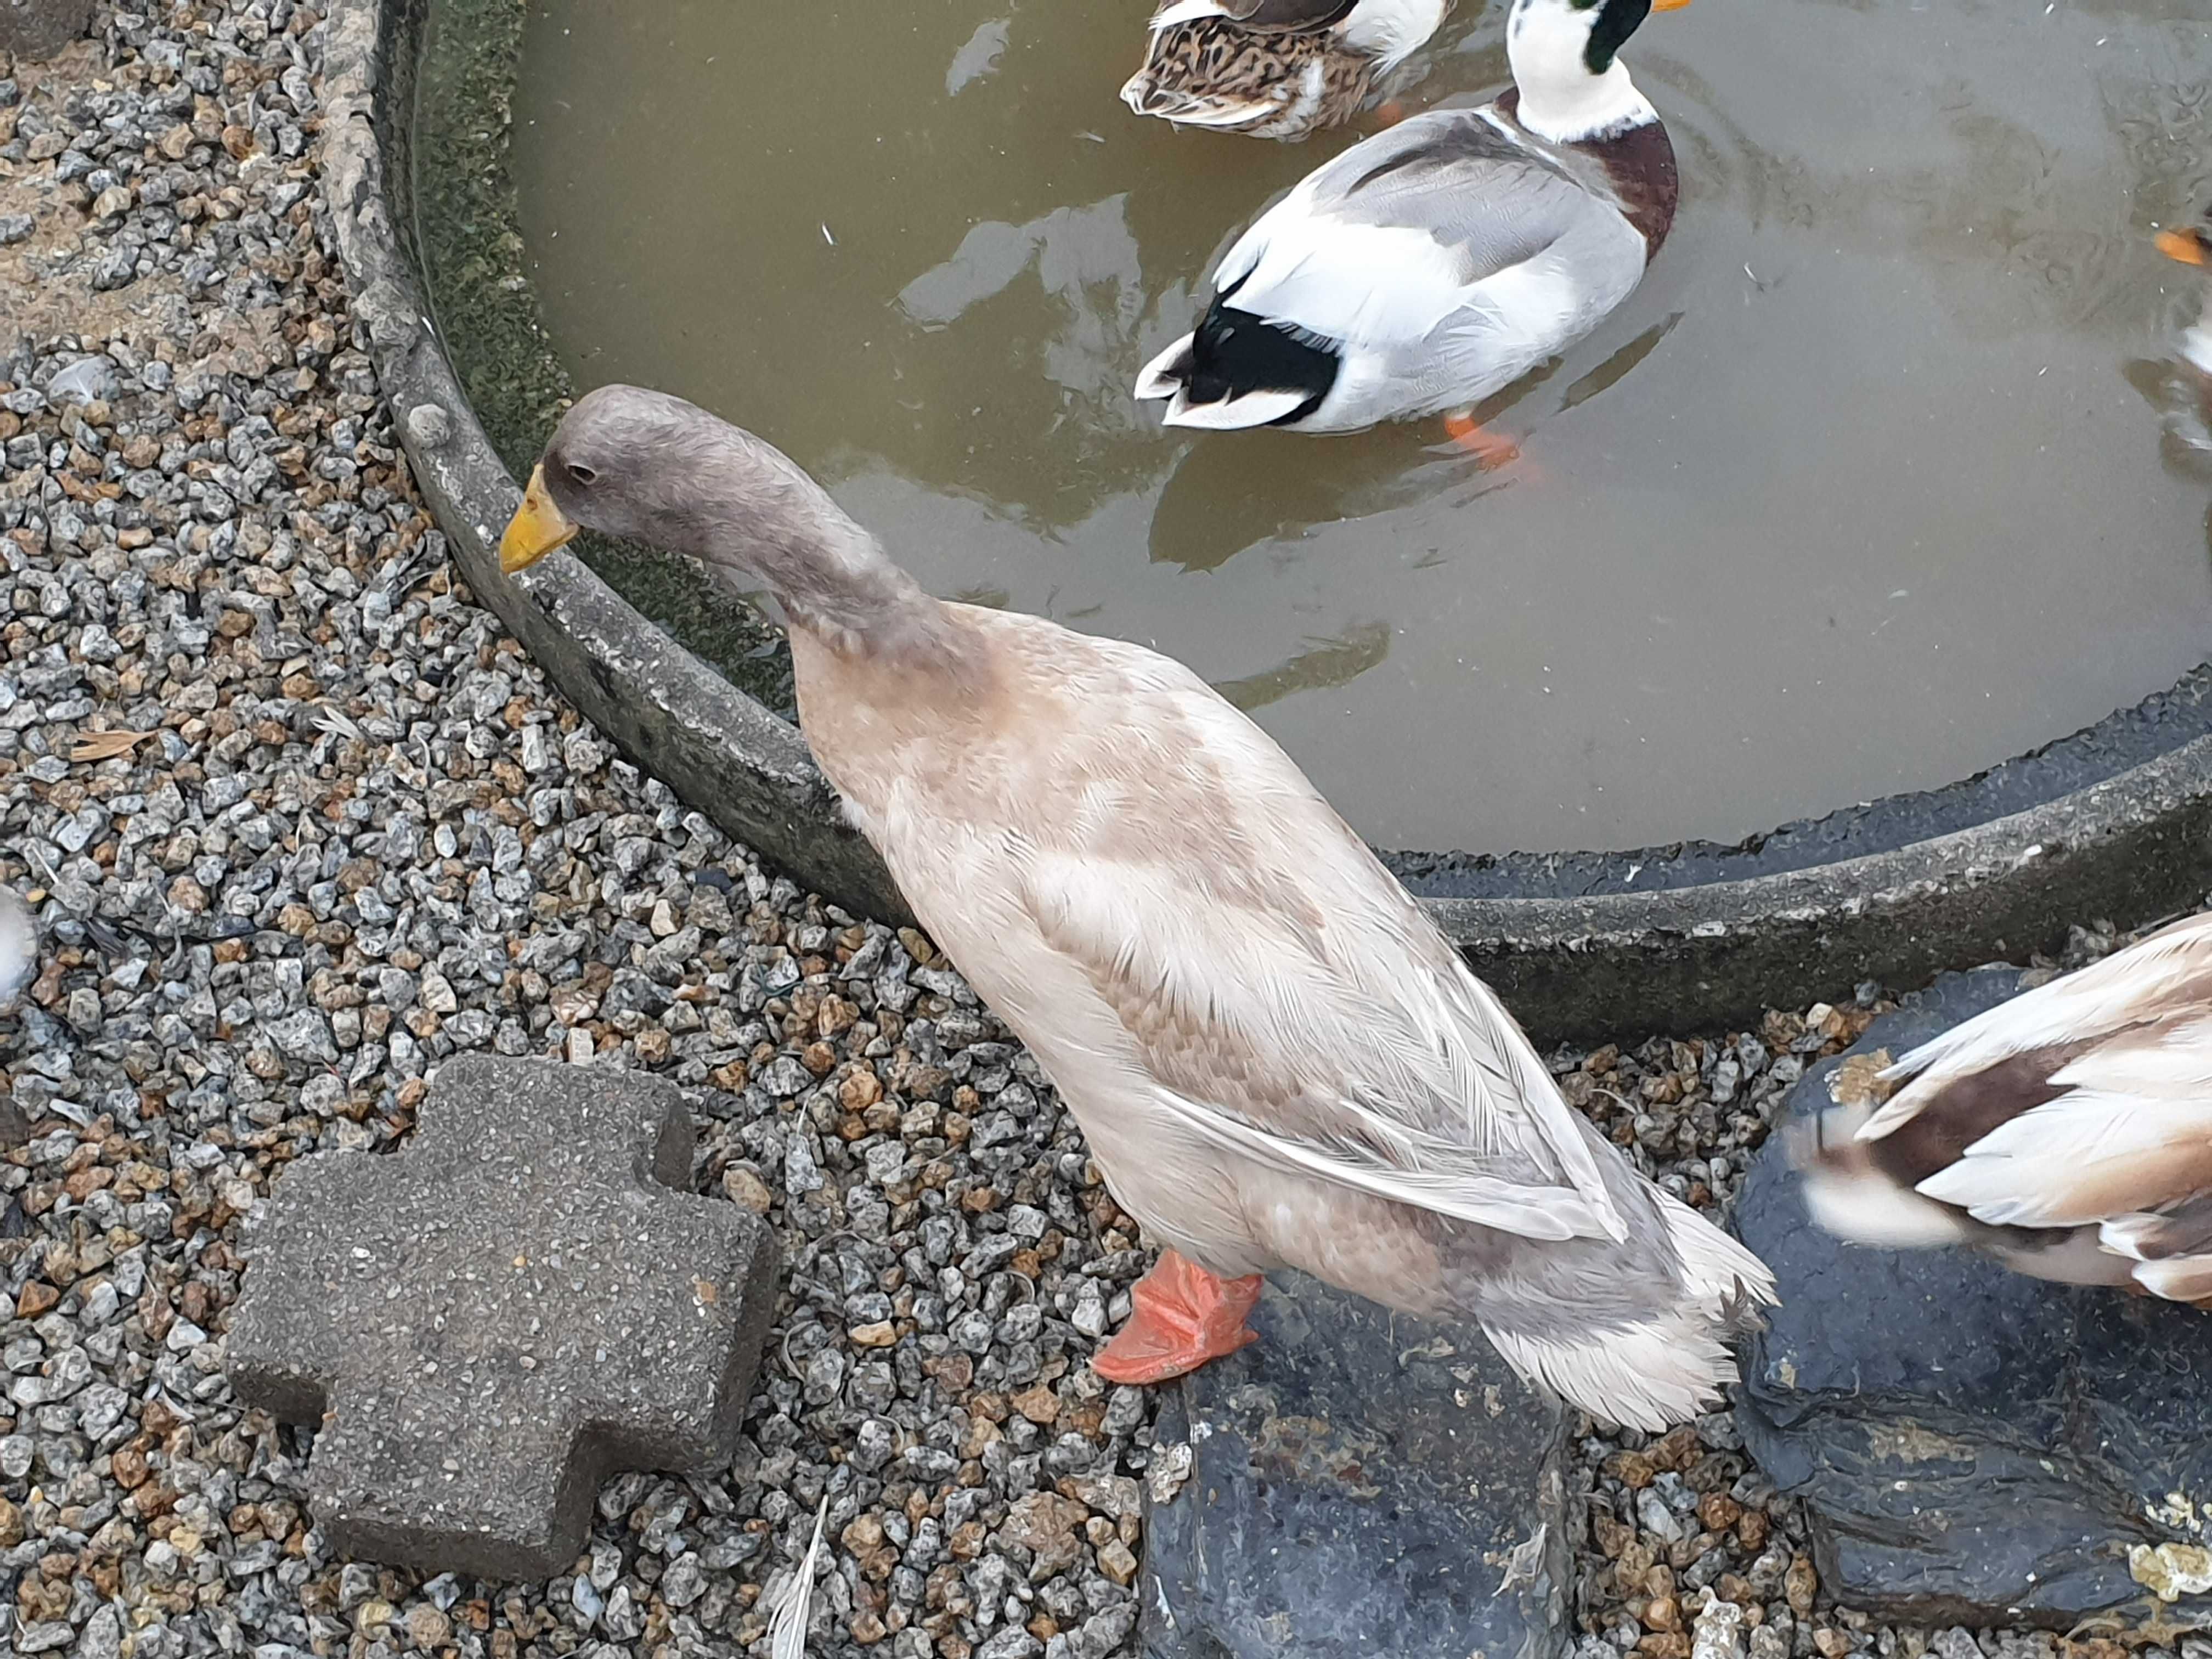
[1136,0,1688,458]
[1120,0,1454,141]
[500,385,1776,1429]
[1795,912,2212,1301]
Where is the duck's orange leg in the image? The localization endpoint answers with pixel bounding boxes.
[1373,98,1409,128]
[1092,1250,1263,1384]
[1443,411,1521,470]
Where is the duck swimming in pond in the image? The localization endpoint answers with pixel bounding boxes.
[1119,0,1454,141]
[500,385,1776,1430]
[1135,0,1688,461]
[1795,912,2212,1303]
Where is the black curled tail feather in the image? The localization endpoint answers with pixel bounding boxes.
[1180,300,1341,425]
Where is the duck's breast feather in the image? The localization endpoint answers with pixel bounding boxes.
[865,624,1634,1244]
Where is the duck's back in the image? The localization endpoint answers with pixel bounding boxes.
[790,601,1773,1429]
[1222,107,1652,426]
[791,600,1632,1250]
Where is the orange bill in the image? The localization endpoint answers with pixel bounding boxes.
[1652,0,1693,12]
[2157,228,2210,268]
[500,464,579,573]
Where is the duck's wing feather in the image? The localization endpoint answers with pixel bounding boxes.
[1215,110,1634,352]
[2102,1194,2212,1301]
[1009,649,1629,1245]
[1909,1010,2212,1229]
[1150,0,1358,31]
[1859,912,2212,1144]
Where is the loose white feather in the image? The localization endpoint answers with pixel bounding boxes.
[770,1498,829,1659]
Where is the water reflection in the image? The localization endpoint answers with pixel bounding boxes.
[1218,622,1393,713]
[509,0,2212,853]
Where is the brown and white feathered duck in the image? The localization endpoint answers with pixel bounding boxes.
[1796,913,2212,1301]
[1120,0,1454,142]
[499,385,1776,1429]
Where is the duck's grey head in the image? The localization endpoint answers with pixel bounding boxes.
[500,385,927,645]
[501,385,859,577]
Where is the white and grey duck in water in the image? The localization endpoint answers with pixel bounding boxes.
[1120,0,1455,140]
[1137,0,1688,460]
[500,386,1775,1430]
[1797,912,2212,1304]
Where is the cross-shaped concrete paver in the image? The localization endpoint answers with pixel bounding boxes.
[227,1055,779,1581]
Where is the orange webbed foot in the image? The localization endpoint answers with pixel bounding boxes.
[2157,227,2211,267]
[1092,1250,1263,1385]
[1443,412,1522,471]
[1372,98,1409,129]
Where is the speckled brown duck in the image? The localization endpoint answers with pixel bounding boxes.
[1136,0,1689,464]
[499,384,1776,1430]
[1120,0,1454,141]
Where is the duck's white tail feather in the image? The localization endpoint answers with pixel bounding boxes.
[1161,388,1311,428]
[1484,1195,1775,1432]
[1135,335,1195,400]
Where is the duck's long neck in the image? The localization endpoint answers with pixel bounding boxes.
[1513,58,1655,142]
[1506,0,1658,143]
[741,516,956,664]
[682,437,960,663]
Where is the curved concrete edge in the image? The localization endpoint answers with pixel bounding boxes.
[319,0,909,928]
[329,0,2212,1039]
[1444,735,2212,1031]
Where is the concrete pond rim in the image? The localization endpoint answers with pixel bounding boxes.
[321,0,2212,1040]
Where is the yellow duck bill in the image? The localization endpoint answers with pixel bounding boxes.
[500,465,580,573]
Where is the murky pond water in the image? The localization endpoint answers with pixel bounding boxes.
[501,0,2212,854]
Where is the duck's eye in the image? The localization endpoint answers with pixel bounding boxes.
[566,463,599,487]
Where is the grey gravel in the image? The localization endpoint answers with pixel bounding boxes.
[0,9,2191,1659]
